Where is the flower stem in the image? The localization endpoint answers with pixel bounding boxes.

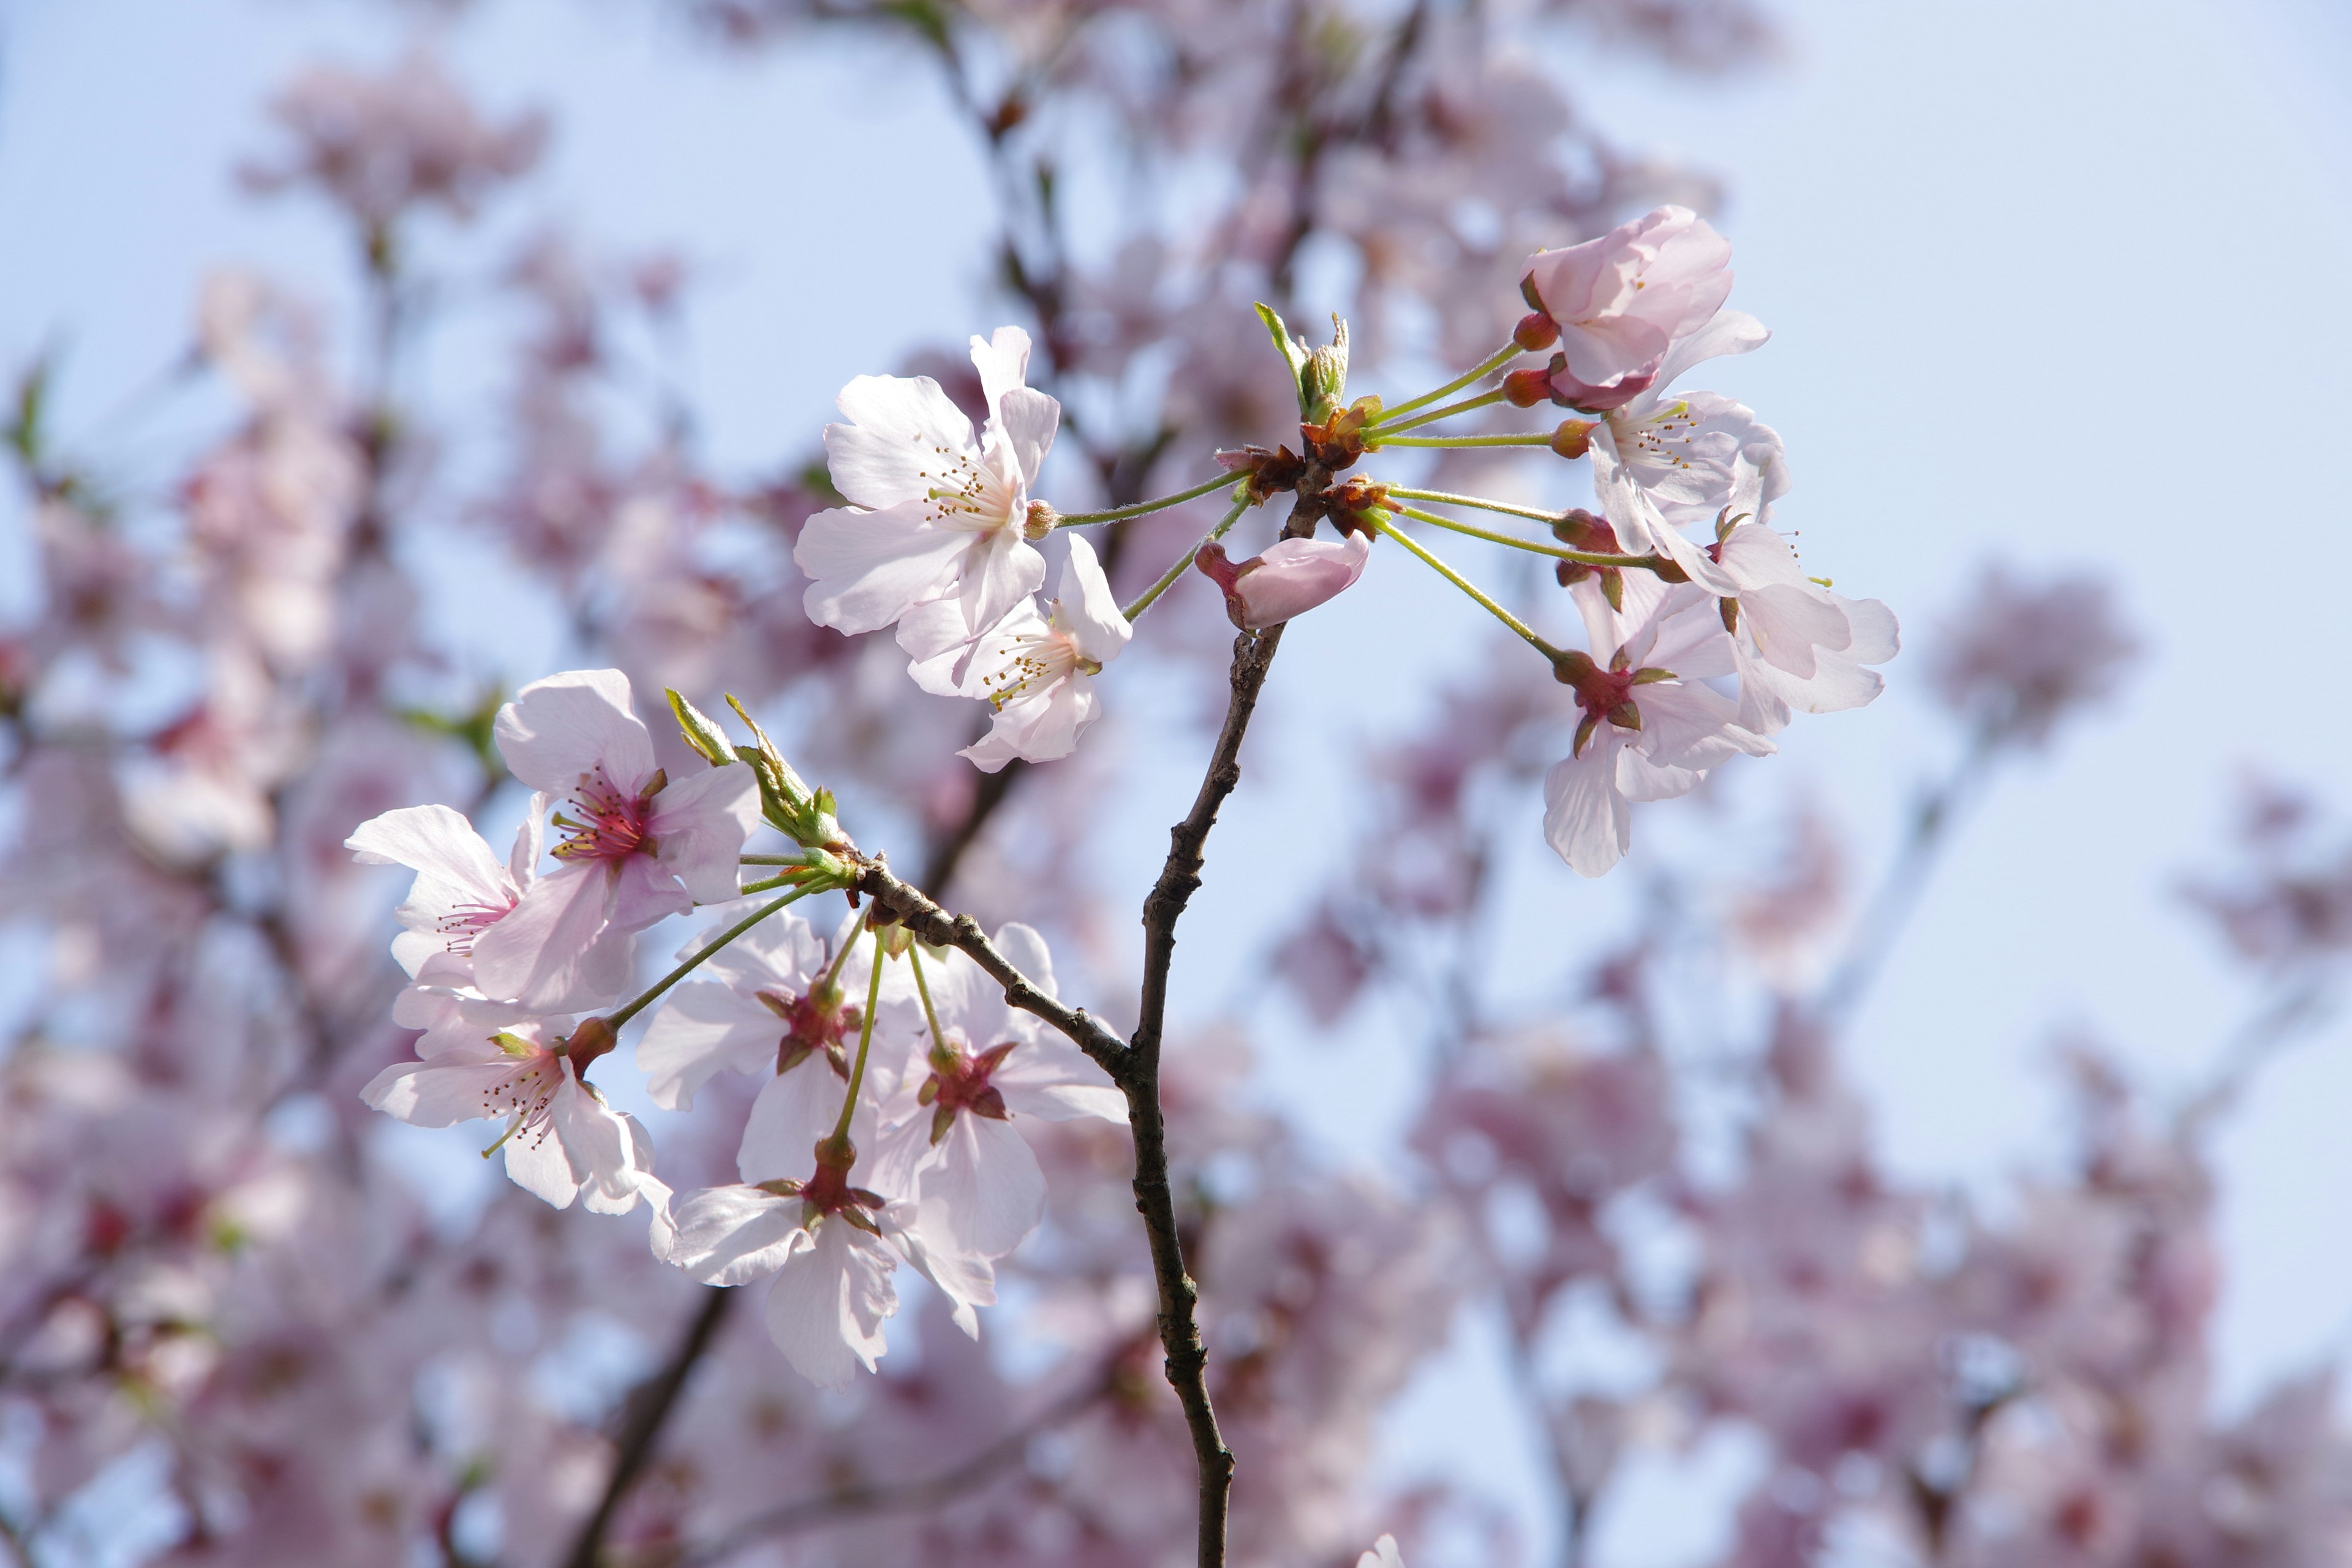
[1056,473,1237,526]
[1368,387,1506,435]
[1392,505,1662,570]
[1376,341,1522,423]
[1123,490,1252,621]
[606,886,815,1031]
[1382,486,1565,526]
[1363,431,1553,450]
[831,926,889,1146]
[1368,513,1560,659]
[907,945,948,1047]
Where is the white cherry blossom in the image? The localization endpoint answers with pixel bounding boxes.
[794,327,1061,658]
[1545,586,1771,878]
[1712,523,1899,736]
[876,925,1126,1260]
[635,908,878,1111]
[470,668,760,1010]
[361,1015,660,1214]
[907,535,1133,772]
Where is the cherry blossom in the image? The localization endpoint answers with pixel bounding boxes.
[470,668,761,1009]
[1711,522,1899,736]
[907,535,1133,771]
[875,927,1126,1260]
[1545,587,1770,877]
[635,907,875,1111]
[794,326,1061,655]
[1194,531,1373,630]
[1593,309,1787,530]
[658,1147,995,1385]
[361,1016,661,1214]
[1522,205,1734,407]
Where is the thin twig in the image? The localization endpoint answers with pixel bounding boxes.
[856,858,1131,1073]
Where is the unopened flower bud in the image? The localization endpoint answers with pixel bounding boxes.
[1513,311,1559,352]
[1551,648,1599,687]
[1550,420,1595,460]
[1503,368,1555,408]
[1023,500,1060,541]
[1196,533,1372,630]
[1552,508,1617,551]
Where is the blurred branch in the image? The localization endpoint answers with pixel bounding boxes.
[1814,727,2000,1028]
[562,1286,736,1568]
[669,1370,1115,1567]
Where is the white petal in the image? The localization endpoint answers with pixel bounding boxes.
[636,982,783,1112]
[737,1062,854,1184]
[346,804,507,900]
[796,500,971,635]
[469,858,620,1011]
[664,1185,811,1285]
[921,1115,1046,1259]
[826,374,978,511]
[1543,743,1630,878]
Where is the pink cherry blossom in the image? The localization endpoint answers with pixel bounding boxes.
[1522,205,1734,401]
[470,668,760,1009]
[794,327,1061,653]
[1194,530,1373,630]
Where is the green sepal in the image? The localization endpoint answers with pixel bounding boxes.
[667,688,736,767]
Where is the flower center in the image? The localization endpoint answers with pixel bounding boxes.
[916,439,1022,535]
[480,1040,567,1153]
[980,628,1083,712]
[758,986,861,1079]
[917,1038,1020,1144]
[550,764,656,863]
[435,895,518,956]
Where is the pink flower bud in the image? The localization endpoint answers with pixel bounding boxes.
[1195,533,1373,630]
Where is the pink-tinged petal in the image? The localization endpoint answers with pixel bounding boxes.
[993,387,1060,484]
[971,326,1033,413]
[1358,1536,1408,1568]
[662,1185,810,1286]
[1525,206,1735,390]
[636,981,780,1111]
[605,851,694,934]
[470,858,620,1010]
[1744,582,1852,680]
[922,1115,1046,1259]
[795,500,971,635]
[826,375,977,511]
[899,594,1017,696]
[736,1063,854,1185]
[1057,536,1131,664]
[494,669,658,797]
[1543,743,1631,879]
[992,922,1057,999]
[508,810,544,888]
[648,763,761,904]
[346,804,507,900]
[1649,308,1770,398]
[764,1221,896,1387]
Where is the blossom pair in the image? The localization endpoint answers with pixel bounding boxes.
[350,668,761,1208]
[794,328,1131,772]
